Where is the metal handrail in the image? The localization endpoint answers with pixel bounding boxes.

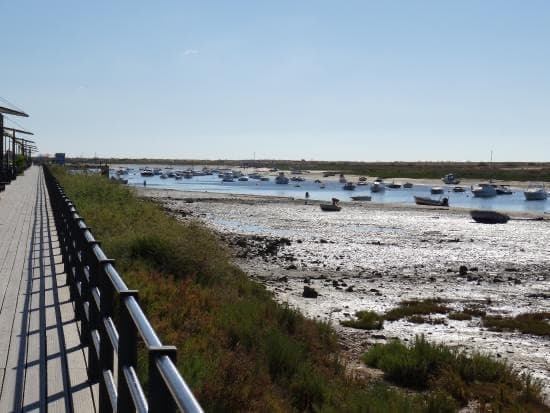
[42,165,203,413]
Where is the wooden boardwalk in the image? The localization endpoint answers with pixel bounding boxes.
[0,166,97,412]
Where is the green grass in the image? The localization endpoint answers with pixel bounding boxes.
[483,312,550,337]
[363,336,547,411]
[53,167,456,412]
[384,298,450,321]
[341,310,384,330]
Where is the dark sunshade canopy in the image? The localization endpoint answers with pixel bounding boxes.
[3,126,34,136]
[0,106,29,117]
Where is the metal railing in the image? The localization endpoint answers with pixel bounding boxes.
[43,166,203,413]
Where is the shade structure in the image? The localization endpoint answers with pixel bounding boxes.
[3,126,34,137]
[0,105,28,117]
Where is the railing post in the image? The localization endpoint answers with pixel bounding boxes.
[148,346,177,413]
[84,238,102,382]
[117,290,139,413]
[98,259,116,413]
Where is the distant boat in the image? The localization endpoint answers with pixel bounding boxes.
[442,173,460,185]
[238,176,249,181]
[357,181,368,186]
[371,180,385,193]
[453,186,466,192]
[414,196,449,207]
[470,210,509,224]
[430,187,444,194]
[275,172,289,184]
[403,182,413,188]
[222,173,234,182]
[388,181,401,189]
[339,174,347,183]
[358,176,367,182]
[140,168,154,177]
[350,195,372,201]
[494,185,513,195]
[472,183,497,198]
[260,177,270,181]
[342,182,356,190]
[320,203,342,211]
[524,184,547,201]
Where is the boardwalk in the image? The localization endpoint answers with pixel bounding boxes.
[0,166,97,412]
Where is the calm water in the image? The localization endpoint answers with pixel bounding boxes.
[116,168,549,214]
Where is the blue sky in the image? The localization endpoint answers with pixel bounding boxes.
[2,1,549,161]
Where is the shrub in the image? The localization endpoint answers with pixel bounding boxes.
[341,310,384,330]
[384,298,449,321]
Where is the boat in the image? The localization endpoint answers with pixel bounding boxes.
[221,173,234,182]
[160,173,168,179]
[403,182,413,188]
[275,172,289,184]
[430,187,444,194]
[140,168,154,177]
[342,182,356,190]
[175,174,183,180]
[339,174,347,183]
[471,183,497,198]
[470,210,509,224]
[414,196,449,207]
[249,173,262,180]
[183,171,193,179]
[260,177,270,181]
[350,195,372,201]
[371,180,385,193]
[238,176,249,181]
[453,186,466,192]
[357,181,368,186]
[290,176,305,182]
[388,181,401,189]
[524,184,547,201]
[494,185,513,195]
[358,176,367,182]
[442,173,460,185]
[320,204,342,211]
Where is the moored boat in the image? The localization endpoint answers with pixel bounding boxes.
[371,180,385,192]
[388,181,401,189]
[350,195,372,201]
[470,210,509,224]
[453,186,466,192]
[471,183,497,198]
[403,182,413,188]
[342,182,356,190]
[442,173,460,185]
[495,185,513,195]
[524,184,547,201]
[275,172,290,184]
[430,186,444,194]
[414,196,449,207]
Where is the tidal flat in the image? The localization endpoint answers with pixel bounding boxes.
[142,188,550,402]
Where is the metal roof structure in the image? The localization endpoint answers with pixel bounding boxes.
[0,105,29,117]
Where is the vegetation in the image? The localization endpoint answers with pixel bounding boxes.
[363,336,547,411]
[384,298,450,321]
[52,167,451,412]
[448,312,473,321]
[341,310,384,330]
[483,312,550,337]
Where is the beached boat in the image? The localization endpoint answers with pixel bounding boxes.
[403,182,413,188]
[320,203,341,211]
[470,210,509,224]
[471,183,497,198]
[524,184,547,201]
[275,172,289,184]
[414,196,449,207]
[350,195,372,201]
[430,187,444,194]
[342,182,356,190]
[442,173,460,185]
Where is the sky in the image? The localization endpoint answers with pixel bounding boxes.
[1,1,549,161]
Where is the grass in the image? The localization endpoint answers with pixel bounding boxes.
[363,335,548,411]
[52,166,459,412]
[384,298,450,321]
[483,312,550,337]
[341,310,384,330]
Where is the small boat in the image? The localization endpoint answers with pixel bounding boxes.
[403,182,413,188]
[342,182,356,190]
[358,176,367,182]
[453,186,466,192]
[430,187,444,194]
[175,174,183,180]
[350,195,372,201]
[371,180,385,193]
[221,173,234,182]
[140,168,154,177]
[183,171,193,179]
[339,174,347,183]
[524,184,547,201]
[357,181,368,186]
[160,173,168,179]
[495,185,513,195]
[291,176,305,182]
[388,181,401,189]
[442,173,460,185]
[319,184,326,189]
[275,172,289,184]
[260,177,270,181]
[249,173,262,180]
[314,179,322,184]
[414,196,449,207]
[471,183,497,198]
[238,176,249,181]
[320,203,341,211]
[470,210,509,224]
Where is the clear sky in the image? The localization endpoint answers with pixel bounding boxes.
[2,1,549,161]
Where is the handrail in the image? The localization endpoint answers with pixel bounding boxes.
[42,165,203,413]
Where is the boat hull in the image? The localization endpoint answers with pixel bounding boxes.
[414,196,448,207]
[320,204,341,211]
[470,210,509,224]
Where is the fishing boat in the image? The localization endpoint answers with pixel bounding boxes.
[342,182,356,190]
[350,195,372,201]
[524,184,547,201]
[470,210,509,224]
[403,182,413,188]
[275,172,289,184]
[414,196,449,207]
[472,183,497,198]
[442,173,460,185]
[388,181,401,189]
[430,187,444,194]
[371,180,385,193]
[320,203,341,211]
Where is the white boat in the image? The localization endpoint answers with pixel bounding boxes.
[442,173,460,185]
[371,180,385,192]
[524,184,547,201]
[430,186,444,194]
[275,172,289,184]
[471,183,497,198]
[140,168,154,177]
[221,173,234,182]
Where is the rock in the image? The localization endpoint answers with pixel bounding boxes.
[369,288,380,293]
[429,276,436,282]
[493,277,504,283]
[319,239,328,244]
[514,279,521,285]
[332,280,339,287]
[371,334,386,340]
[345,286,354,292]
[286,264,297,270]
[296,239,303,243]
[302,286,319,298]
[470,267,478,271]
[459,265,468,276]
[278,276,288,283]
[303,277,310,284]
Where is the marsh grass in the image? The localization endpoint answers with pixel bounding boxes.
[341,310,384,330]
[363,336,547,410]
[483,312,550,337]
[384,298,450,321]
[448,312,472,321]
[54,168,460,411]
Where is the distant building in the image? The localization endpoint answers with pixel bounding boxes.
[54,153,66,165]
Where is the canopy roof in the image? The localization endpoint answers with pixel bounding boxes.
[0,106,29,117]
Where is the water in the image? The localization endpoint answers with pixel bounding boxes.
[116,167,549,214]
